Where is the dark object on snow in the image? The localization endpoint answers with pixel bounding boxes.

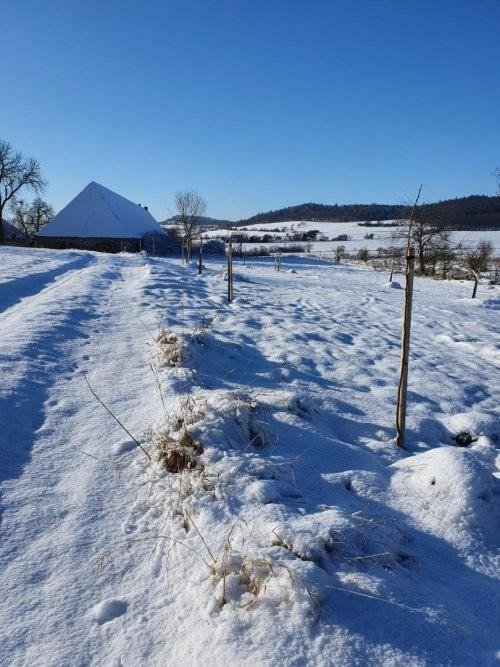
[452,431,478,447]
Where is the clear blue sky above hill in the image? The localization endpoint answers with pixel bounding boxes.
[2,0,499,220]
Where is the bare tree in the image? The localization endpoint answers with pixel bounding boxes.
[433,239,456,279]
[174,191,206,261]
[357,247,369,262]
[0,139,46,243]
[11,196,54,244]
[393,207,449,275]
[334,245,345,262]
[463,240,494,275]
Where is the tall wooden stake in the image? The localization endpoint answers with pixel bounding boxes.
[470,269,479,298]
[227,240,233,302]
[198,236,203,274]
[181,238,185,264]
[396,246,415,448]
[395,185,422,448]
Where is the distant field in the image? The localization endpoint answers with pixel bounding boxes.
[203,220,500,255]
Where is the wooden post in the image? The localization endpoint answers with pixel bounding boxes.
[470,270,479,298]
[389,259,394,282]
[181,238,185,264]
[396,245,415,448]
[227,240,233,302]
[198,236,203,274]
[230,242,234,301]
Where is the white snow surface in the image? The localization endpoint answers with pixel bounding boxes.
[0,246,499,666]
[38,181,162,238]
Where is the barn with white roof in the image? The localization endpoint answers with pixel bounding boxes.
[38,181,165,252]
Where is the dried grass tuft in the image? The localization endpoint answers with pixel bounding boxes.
[156,428,204,473]
[156,328,182,367]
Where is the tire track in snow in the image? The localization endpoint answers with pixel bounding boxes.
[0,252,163,666]
[0,252,95,315]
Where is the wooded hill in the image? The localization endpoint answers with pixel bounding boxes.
[239,195,500,230]
[162,215,233,228]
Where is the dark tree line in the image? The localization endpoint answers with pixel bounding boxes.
[241,195,500,231]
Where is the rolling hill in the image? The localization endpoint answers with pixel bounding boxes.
[239,195,500,230]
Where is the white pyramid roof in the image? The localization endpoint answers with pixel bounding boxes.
[39,181,162,238]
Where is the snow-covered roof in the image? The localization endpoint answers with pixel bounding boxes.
[38,181,162,238]
[1,219,22,238]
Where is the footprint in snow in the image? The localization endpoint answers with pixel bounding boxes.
[114,439,137,456]
[335,332,354,345]
[91,599,128,625]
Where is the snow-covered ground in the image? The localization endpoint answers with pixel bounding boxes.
[203,220,500,255]
[0,246,499,666]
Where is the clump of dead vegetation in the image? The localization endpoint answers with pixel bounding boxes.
[155,427,204,473]
[156,327,183,367]
[149,396,207,474]
[207,526,321,610]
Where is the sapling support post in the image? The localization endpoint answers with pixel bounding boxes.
[198,236,203,275]
[395,246,415,447]
[227,239,234,302]
[470,269,479,298]
[395,185,422,448]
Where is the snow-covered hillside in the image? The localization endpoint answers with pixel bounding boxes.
[204,220,500,255]
[0,246,499,666]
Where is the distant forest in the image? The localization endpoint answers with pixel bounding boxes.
[162,214,234,228]
[238,195,500,230]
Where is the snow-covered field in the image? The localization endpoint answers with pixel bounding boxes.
[0,246,499,666]
[203,220,500,255]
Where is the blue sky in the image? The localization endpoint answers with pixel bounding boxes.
[2,0,499,220]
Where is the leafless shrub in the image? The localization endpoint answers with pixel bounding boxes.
[462,240,494,275]
[334,245,345,262]
[357,247,369,262]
